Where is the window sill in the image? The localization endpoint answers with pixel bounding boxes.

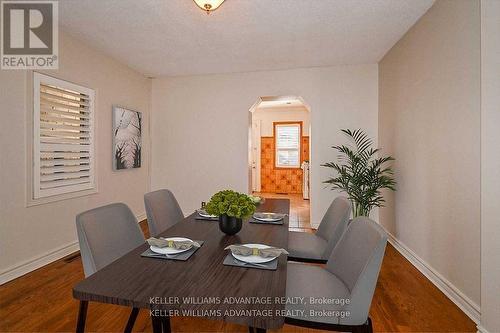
[26,187,98,207]
[274,166,301,170]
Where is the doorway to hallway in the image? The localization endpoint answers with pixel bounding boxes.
[248,96,311,230]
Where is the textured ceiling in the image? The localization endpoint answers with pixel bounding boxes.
[59,0,434,77]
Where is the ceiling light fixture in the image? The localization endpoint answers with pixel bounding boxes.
[193,0,225,14]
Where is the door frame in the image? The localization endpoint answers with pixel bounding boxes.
[248,96,312,200]
[251,119,262,192]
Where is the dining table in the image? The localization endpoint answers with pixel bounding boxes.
[72,198,290,333]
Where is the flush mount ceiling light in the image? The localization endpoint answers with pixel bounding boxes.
[193,0,225,14]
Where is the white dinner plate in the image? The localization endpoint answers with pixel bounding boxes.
[197,209,217,218]
[253,212,285,222]
[150,237,193,255]
[231,244,277,264]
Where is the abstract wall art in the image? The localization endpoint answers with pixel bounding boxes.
[112,106,142,170]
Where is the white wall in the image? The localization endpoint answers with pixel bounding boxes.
[151,65,378,227]
[253,106,310,136]
[0,32,151,283]
[378,0,480,319]
[480,1,500,332]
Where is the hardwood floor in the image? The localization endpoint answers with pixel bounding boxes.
[0,220,476,333]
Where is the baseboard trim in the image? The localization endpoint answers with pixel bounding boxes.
[136,212,147,222]
[477,325,490,333]
[387,233,481,324]
[0,212,146,286]
[0,241,79,286]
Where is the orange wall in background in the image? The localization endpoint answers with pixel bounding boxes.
[261,136,309,193]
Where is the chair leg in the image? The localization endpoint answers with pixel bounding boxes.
[151,314,170,333]
[160,316,171,333]
[248,328,265,333]
[284,315,371,333]
[76,300,88,333]
[366,317,373,333]
[124,307,139,333]
[151,316,162,333]
[353,318,373,333]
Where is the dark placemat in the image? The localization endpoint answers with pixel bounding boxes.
[249,218,284,225]
[222,253,278,271]
[141,241,204,261]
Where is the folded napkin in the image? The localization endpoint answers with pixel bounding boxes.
[147,237,201,250]
[225,244,289,258]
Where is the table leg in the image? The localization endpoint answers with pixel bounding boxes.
[124,307,139,333]
[76,300,88,333]
[160,316,171,333]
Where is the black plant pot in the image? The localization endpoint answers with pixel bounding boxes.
[218,214,242,235]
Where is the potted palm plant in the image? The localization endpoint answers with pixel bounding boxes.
[322,129,396,217]
[205,190,256,235]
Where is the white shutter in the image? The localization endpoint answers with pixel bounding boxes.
[33,73,96,199]
[275,123,301,168]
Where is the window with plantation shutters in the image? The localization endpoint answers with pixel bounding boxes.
[274,122,301,168]
[33,73,96,199]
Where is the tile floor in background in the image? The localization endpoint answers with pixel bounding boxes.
[254,192,311,231]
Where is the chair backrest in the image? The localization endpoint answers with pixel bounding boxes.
[76,203,145,277]
[316,196,351,259]
[326,216,387,324]
[144,189,184,237]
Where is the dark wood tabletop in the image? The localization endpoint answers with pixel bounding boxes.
[73,198,290,330]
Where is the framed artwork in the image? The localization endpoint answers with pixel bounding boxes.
[112,106,142,170]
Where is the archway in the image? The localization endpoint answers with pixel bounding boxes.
[248,96,312,230]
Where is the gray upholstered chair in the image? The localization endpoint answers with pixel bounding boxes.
[144,189,184,237]
[285,217,387,333]
[75,203,145,333]
[288,196,351,263]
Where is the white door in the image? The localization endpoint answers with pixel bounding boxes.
[251,120,261,192]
